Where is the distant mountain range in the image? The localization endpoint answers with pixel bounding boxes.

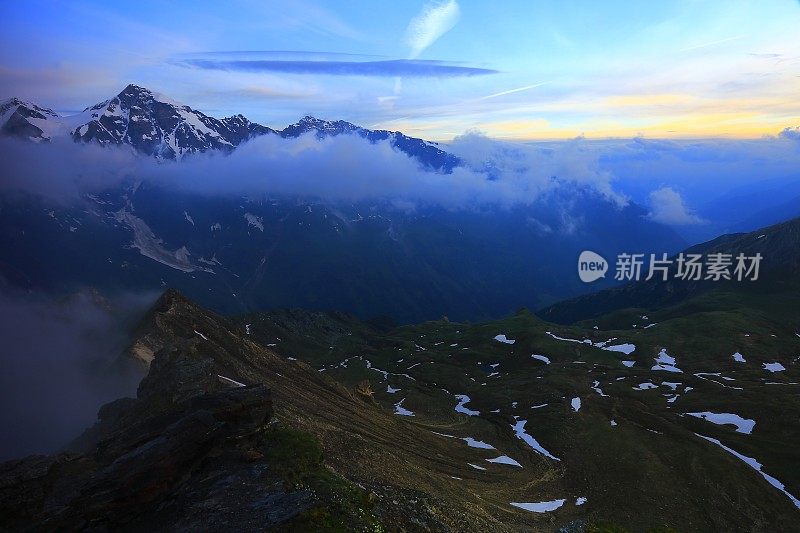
[0,84,458,170]
[0,182,687,323]
[0,84,687,323]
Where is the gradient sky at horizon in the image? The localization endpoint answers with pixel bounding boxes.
[1,0,799,140]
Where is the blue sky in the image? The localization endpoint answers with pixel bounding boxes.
[1,0,798,139]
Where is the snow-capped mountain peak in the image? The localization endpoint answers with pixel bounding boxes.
[71,84,276,159]
[0,84,458,170]
[1,84,276,158]
[0,97,62,142]
[280,115,459,171]
[282,115,364,138]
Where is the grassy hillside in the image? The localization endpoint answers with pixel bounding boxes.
[233,286,800,530]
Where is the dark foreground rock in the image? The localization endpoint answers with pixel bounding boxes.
[0,291,386,531]
[0,289,488,531]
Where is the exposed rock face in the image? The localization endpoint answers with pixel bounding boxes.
[0,289,350,530]
[0,364,274,529]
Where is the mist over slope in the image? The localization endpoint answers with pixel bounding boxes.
[0,289,149,460]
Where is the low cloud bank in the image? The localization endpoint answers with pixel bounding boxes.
[0,132,623,210]
[0,289,154,460]
[596,135,800,202]
[1,128,799,227]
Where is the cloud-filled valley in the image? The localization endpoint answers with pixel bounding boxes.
[2,124,799,243]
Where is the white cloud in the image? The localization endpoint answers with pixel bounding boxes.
[647,187,705,225]
[779,126,800,141]
[404,0,460,59]
[0,132,619,211]
[448,131,628,206]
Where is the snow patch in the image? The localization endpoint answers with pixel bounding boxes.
[487,455,523,467]
[510,499,566,513]
[763,362,786,373]
[494,334,515,344]
[694,372,743,390]
[394,398,414,417]
[686,412,755,434]
[603,343,636,355]
[454,394,480,416]
[463,437,495,450]
[217,374,245,387]
[696,434,800,509]
[652,348,683,373]
[571,397,582,412]
[546,331,592,344]
[512,419,561,461]
[591,381,609,397]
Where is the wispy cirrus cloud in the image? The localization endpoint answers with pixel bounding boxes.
[175,58,496,78]
[478,82,549,101]
[404,0,461,58]
[678,34,748,53]
[271,1,365,41]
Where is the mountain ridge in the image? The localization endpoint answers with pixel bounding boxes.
[0,84,460,170]
[538,216,800,324]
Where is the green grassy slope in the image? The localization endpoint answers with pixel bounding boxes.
[232,293,800,531]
